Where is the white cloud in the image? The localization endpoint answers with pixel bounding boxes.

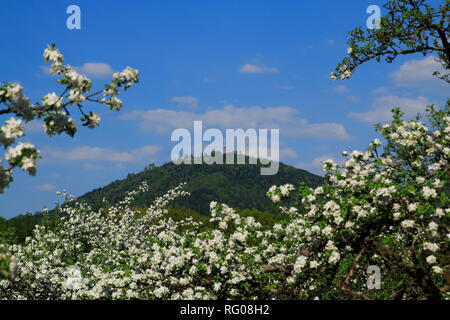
[346,95,360,102]
[296,155,336,175]
[170,96,199,108]
[131,145,161,157]
[122,105,352,140]
[390,56,449,94]
[280,148,298,159]
[42,62,114,78]
[24,120,43,133]
[286,122,350,140]
[40,65,52,75]
[372,86,389,95]
[75,63,114,78]
[81,163,126,171]
[239,64,279,74]
[43,145,160,164]
[348,95,433,123]
[35,183,56,192]
[333,85,350,93]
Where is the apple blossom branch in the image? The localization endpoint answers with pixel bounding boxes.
[0,44,139,194]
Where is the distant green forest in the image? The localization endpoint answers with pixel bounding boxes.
[1,155,323,243]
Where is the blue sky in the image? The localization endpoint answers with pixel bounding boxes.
[1,0,448,218]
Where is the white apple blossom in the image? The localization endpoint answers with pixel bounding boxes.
[85,113,101,128]
[43,92,63,109]
[401,219,415,229]
[0,117,24,147]
[5,83,23,101]
[67,90,85,104]
[423,186,437,199]
[0,45,139,193]
[432,266,443,274]
[423,242,440,253]
[426,255,437,264]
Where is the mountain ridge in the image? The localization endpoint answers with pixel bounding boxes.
[3,155,323,241]
[79,154,323,214]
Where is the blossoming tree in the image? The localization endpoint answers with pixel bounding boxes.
[331,0,449,82]
[0,44,139,193]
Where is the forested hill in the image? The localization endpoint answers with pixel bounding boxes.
[79,155,324,214]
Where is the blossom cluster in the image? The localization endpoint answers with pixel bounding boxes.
[0,45,139,193]
[0,183,293,299]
